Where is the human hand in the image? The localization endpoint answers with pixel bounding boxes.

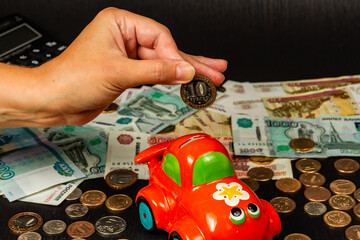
[0,7,227,127]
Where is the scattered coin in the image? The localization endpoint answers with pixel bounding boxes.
[42,219,67,235]
[67,221,95,239]
[329,179,356,195]
[106,194,133,212]
[354,189,360,202]
[304,202,327,216]
[249,156,275,165]
[353,203,360,218]
[105,169,138,190]
[80,190,107,208]
[345,225,360,240]
[295,158,321,173]
[95,216,127,236]
[299,172,326,188]
[304,186,331,202]
[102,102,118,114]
[275,177,302,193]
[289,138,315,152]
[323,210,351,228]
[66,188,83,201]
[65,203,89,219]
[240,178,260,192]
[328,194,356,211]
[180,74,217,109]
[247,167,274,181]
[334,158,360,174]
[8,212,43,234]
[269,196,296,213]
[284,233,312,240]
[17,232,42,240]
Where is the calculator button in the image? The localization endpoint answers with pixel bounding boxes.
[57,45,67,52]
[45,41,57,47]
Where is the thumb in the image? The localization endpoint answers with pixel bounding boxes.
[117,58,195,88]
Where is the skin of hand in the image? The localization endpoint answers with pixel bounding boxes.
[0,7,227,128]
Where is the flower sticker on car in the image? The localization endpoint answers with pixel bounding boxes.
[213,182,250,207]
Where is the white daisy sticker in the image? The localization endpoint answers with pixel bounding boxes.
[213,182,250,207]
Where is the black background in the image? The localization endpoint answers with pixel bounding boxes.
[1,1,360,239]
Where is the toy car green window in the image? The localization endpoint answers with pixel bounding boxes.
[193,152,234,186]
[162,153,181,186]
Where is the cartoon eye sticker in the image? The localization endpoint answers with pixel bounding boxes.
[230,207,246,225]
[247,203,260,218]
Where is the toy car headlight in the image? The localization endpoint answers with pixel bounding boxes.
[247,203,260,218]
[230,207,246,225]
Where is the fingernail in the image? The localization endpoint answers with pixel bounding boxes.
[176,61,195,82]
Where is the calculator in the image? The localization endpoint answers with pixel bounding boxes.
[0,14,67,67]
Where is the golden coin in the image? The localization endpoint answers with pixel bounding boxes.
[67,221,95,239]
[180,74,217,109]
[323,210,351,228]
[299,172,326,188]
[295,158,321,173]
[353,203,360,218]
[275,178,302,193]
[80,190,106,208]
[329,179,356,195]
[289,138,315,152]
[334,158,360,174]
[102,102,118,114]
[284,233,312,240]
[304,186,332,202]
[240,178,260,192]
[269,197,296,213]
[328,194,356,211]
[8,212,43,235]
[105,194,133,212]
[346,225,360,240]
[249,156,275,165]
[354,188,360,202]
[105,169,138,190]
[304,202,327,216]
[247,167,274,181]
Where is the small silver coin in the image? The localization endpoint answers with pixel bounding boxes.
[17,232,42,240]
[66,188,83,201]
[304,202,327,216]
[95,216,127,236]
[42,219,66,235]
[65,203,89,219]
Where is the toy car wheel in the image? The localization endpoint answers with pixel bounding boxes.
[137,197,158,232]
[169,231,182,240]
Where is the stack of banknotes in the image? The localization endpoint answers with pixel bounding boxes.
[1,74,360,205]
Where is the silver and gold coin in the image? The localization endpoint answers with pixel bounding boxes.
[275,177,302,193]
[95,216,127,236]
[105,194,133,212]
[295,158,321,173]
[80,190,107,208]
[329,179,356,195]
[42,219,67,235]
[180,74,217,109]
[65,203,89,219]
[8,212,43,235]
[284,233,312,240]
[323,210,351,228]
[269,196,296,213]
[328,194,356,211]
[304,202,327,216]
[289,138,315,152]
[334,158,360,174]
[247,167,274,181]
[106,169,138,190]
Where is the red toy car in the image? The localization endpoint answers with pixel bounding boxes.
[134,133,281,240]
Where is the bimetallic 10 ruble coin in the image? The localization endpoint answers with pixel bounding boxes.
[247,167,274,181]
[329,179,356,195]
[269,196,296,213]
[328,194,356,211]
[95,216,127,236]
[299,172,326,188]
[240,178,260,192]
[65,203,89,219]
[67,221,95,239]
[295,158,321,173]
[345,225,360,240]
[42,219,66,235]
[304,202,327,216]
[17,232,42,240]
[304,186,331,202]
[105,194,133,212]
[8,212,43,235]
[80,190,107,208]
[180,74,217,109]
[284,233,312,240]
[323,210,351,228]
[275,177,302,193]
[105,169,138,190]
[289,138,315,152]
[334,158,360,174]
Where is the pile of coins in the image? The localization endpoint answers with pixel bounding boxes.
[8,169,136,239]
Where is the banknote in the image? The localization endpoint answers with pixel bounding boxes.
[262,86,360,118]
[232,114,360,158]
[87,115,140,133]
[281,75,360,94]
[117,88,197,133]
[44,126,107,178]
[195,110,232,137]
[19,179,83,206]
[0,128,85,202]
